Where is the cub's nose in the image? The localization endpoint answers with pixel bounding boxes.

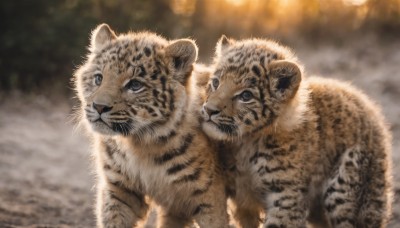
[203,104,220,117]
[93,102,113,114]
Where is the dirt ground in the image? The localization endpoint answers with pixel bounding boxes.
[0,37,399,227]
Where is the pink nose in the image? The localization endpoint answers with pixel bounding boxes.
[203,105,220,117]
[93,102,113,114]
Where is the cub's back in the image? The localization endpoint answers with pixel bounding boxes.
[306,77,391,164]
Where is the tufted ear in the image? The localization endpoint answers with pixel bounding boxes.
[216,35,235,57]
[90,23,117,52]
[165,39,198,84]
[268,60,302,101]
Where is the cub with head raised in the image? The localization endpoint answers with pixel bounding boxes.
[74,24,229,228]
[201,36,392,228]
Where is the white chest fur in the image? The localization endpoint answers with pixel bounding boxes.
[233,142,265,207]
[111,138,189,209]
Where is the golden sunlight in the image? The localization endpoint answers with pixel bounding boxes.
[279,0,295,7]
[343,0,367,6]
[225,0,247,6]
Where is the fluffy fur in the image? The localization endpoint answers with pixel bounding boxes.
[200,36,393,228]
[74,24,229,228]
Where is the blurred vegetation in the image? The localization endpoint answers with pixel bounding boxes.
[1,0,399,95]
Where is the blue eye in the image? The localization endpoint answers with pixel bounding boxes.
[127,80,143,92]
[94,74,103,86]
[212,78,219,89]
[239,91,253,102]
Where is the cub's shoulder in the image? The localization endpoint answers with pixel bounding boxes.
[305,77,385,122]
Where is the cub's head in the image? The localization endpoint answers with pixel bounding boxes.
[74,24,197,138]
[201,36,304,140]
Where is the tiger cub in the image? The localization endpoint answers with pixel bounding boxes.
[200,36,393,228]
[74,24,229,228]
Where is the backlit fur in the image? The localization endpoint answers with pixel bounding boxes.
[201,37,393,228]
[74,24,229,228]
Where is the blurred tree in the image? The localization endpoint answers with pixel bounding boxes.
[0,1,97,93]
[366,0,400,31]
[0,0,399,95]
[0,0,179,94]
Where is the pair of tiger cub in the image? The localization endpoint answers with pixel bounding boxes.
[74,24,392,228]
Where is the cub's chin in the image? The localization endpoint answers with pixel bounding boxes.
[201,121,236,141]
[88,120,119,136]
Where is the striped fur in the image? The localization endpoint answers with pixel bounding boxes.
[74,24,229,228]
[201,36,393,228]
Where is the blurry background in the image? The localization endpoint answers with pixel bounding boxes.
[0,0,399,227]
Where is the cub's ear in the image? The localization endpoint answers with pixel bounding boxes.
[216,35,235,57]
[165,39,198,84]
[268,60,302,101]
[90,23,117,52]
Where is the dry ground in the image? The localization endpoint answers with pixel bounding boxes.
[0,37,399,227]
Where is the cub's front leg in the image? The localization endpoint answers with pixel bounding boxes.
[193,180,230,228]
[157,207,191,228]
[97,180,149,228]
[232,206,261,228]
[96,140,149,228]
[254,155,308,227]
[264,186,307,228]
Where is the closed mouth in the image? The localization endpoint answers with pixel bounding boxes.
[205,120,237,135]
[90,118,115,131]
[91,118,110,126]
[90,118,132,136]
[205,119,219,126]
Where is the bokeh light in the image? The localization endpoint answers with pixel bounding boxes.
[343,0,368,6]
[170,0,196,16]
[225,0,247,6]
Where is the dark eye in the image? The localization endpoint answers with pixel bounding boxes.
[127,79,143,92]
[212,78,219,89]
[94,74,103,86]
[239,91,253,102]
